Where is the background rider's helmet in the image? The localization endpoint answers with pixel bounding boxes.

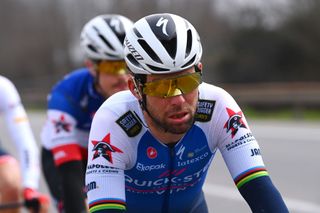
[124,13,202,75]
[80,14,133,61]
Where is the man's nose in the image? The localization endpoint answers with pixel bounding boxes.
[167,93,187,105]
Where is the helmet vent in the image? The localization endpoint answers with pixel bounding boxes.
[98,35,115,51]
[161,37,177,59]
[138,39,162,64]
[182,54,196,69]
[87,44,98,53]
[115,33,126,45]
[104,52,117,58]
[127,54,143,68]
[185,29,192,57]
[133,27,142,38]
[104,18,126,44]
[146,64,169,72]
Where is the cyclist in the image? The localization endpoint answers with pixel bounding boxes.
[40,14,133,213]
[86,13,289,212]
[0,75,49,213]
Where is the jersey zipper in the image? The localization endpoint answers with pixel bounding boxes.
[162,146,175,213]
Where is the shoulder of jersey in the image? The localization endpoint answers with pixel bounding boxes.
[101,90,136,108]
[52,68,91,91]
[101,90,143,137]
[195,83,231,122]
[0,75,17,101]
[0,75,14,90]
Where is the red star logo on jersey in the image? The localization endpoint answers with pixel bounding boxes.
[224,108,247,138]
[52,114,71,133]
[91,133,123,163]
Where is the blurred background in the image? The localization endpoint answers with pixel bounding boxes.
[1,0,319,116]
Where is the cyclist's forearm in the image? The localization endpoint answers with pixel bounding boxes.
[59,161,87,213]
[239,176,289,212]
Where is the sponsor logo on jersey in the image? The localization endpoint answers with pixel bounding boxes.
[86,164,120,175]
[91,133,123,163]
[250,148,261,156]
[116,111,142,137]
[85,181,98,193]
[188,145,207,158]
[87,164,117,169]
[52,114,71,133]
[147,147,157,159]
[176,145,185,160]
[136,162,166,172]
[225,132,255,151]
[177,152,209,167]
[195,100,215,122]
[53,150,66,160]
[224,108,247,138]
[187,152,194,158]
[125,162,210,194]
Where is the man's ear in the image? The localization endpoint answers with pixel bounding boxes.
[128,77,142,100]
[195,62,203,73]
[85,59,97,77]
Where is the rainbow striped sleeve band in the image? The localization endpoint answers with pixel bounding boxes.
[89,198,126,213]
[234,167,269,189]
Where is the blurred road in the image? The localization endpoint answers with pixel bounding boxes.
[205,120,320,213]
[1,112,319,213]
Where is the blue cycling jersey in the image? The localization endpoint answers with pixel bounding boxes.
[41,68,105,164]
[124,126,213,213]
[47,68,104,131]
[86,83,272,213]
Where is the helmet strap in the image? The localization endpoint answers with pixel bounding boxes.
[92,64,108,98]
[93,71,105,97]
[133,74,148,112]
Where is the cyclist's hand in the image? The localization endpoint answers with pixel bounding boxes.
[23,188,50,213]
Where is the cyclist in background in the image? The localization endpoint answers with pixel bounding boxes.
[86,13,289,212]
[0,75,49,213]
[40,14,133,213]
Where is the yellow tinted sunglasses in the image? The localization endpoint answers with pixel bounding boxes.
[142,72,202,98]
[95,60,127,75]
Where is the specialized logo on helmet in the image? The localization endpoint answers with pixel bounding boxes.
[110,18,122,33]
[91,133,123,163]
[156,17,169,36]
[224,108,247,138]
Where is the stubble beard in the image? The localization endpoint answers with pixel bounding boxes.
[146,104,196,135]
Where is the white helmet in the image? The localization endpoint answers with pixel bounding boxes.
[124,13,202,75]
[80,14,133,61]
